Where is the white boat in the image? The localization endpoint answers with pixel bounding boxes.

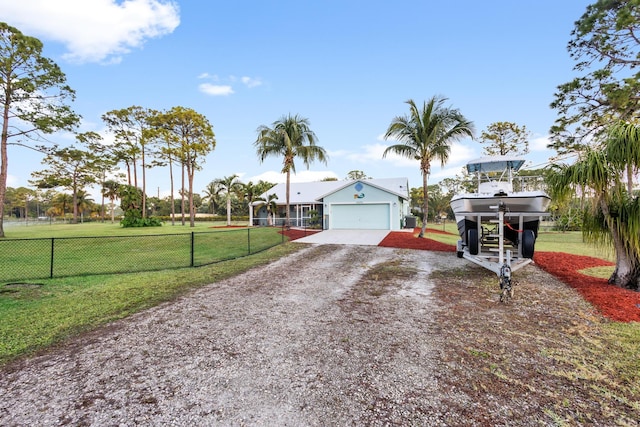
[450,156,551,301]
[451,156,550,254]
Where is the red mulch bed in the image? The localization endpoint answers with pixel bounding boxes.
[279,228,322,240]
[378,228,456,252]
[282,226,640,322]
[534,252,640,323]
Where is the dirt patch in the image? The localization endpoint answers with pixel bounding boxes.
[0,243,638,425]
[430,263,639,425]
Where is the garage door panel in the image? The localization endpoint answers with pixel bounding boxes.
[331,204,389,229]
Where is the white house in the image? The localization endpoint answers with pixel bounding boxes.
[251,178,411,231]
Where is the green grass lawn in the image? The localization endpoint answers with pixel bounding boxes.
[0,221,283,281]
[3,219,247,238]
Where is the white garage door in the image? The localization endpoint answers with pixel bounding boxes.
[331,204,390,229]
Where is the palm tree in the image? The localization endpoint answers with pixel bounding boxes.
[384,97,474,237]
[102,180,121,223]
[51,193,73,220]
[547,121,640,290]
[202,180,221,215]
[254,114,328,227]
[256,193,279,225]
[240,181,259,221]
[243,180,276,225]
[213,174,243,226]
[606,121,640,194]
[74,190,94,221]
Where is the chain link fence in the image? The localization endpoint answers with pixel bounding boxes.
[0,227,285,283]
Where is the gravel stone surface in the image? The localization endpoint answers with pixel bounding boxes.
[0,245,465,426]
[3,243,637,426]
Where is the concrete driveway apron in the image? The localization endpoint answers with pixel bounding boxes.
[294,229,390,246]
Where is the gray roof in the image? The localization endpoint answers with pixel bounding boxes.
[252,178,409,206]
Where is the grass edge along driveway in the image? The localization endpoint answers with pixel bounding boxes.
[0,242,302,365]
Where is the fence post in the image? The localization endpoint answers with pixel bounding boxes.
[50,237,55,278]
[247,227,251,255]
[190,232,195,267]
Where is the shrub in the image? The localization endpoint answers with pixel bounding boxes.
[117,185,163,228]
[120,216,163,227]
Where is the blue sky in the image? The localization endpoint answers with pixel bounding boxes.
[2,0,592,199]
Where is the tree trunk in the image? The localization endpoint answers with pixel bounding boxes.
[0,146,7,238]
[126,161,132,186]
[285,170,291,228]
[101,191,105,222]
[0,95,11,238]
[608,262,640,290]
[133,158,138,189]
[141,144,146,218]
[601,197,640,290]
[180,163,185,226]
[100,172,106,222]
[167,144,175,226]
[72,191,78,224]
[226,195,232,226]
[188,164,195,228]
[419,169,429,238]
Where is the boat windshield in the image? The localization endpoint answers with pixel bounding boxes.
[466,157,525,173]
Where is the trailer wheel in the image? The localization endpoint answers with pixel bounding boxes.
[522,229,535,258]
[468,228,479,255]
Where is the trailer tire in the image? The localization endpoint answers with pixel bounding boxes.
[468,228,479,255]
[522,229,535,258]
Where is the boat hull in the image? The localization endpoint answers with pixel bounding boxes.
[450,192,551,246]
[450,192,550,217]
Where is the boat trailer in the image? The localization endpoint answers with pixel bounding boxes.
[455,203,550,302]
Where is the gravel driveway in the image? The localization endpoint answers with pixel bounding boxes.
[0,245,466,426]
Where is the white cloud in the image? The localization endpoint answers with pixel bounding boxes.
[6,174,18,187]
[198,72,218,80]
[335,140,476,181]
[530,135,551,151]
[198,83,234,96]
[241,76,262,88]
[443,142,477,167]
[197,73,263,95]
[355,143,417,167]
[248,170,338,184]
[0,0,180,64]
[332,143,383,164]
[431,164,467,180]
